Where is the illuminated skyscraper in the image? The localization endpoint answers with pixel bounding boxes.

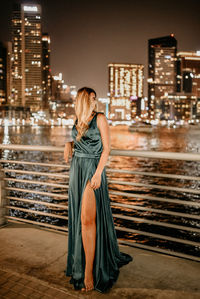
[0,41,12,106]
[108,63,144,120]
[11,3,42,111]
[177,51,200,97]
[0,42,8,105]
[42,33,51,109]
[161,93,197,121]
[148,35,177,120]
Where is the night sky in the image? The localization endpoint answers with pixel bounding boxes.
[0,0,200,97]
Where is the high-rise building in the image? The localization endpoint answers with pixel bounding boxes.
[0,42,8,106]
[161,93,197,122]
[11,3,42,111]
[42,33,51,109]
[108,63,144,120]
[177,51,200,98]
[0,41,12,106]
[51,73,64,103]
[148,35,177,120]
[49,73,75,119]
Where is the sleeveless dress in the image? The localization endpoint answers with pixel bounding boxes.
[65,111,133,293]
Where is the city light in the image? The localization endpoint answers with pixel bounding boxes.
[108,63,144,121]
[23,6,38,12]
[0,4,199,128]
[53,73,63,81]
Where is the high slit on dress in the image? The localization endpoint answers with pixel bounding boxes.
[65,111,133,293]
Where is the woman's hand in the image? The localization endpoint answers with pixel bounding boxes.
[64,142,73,163]
[90,172,101,190]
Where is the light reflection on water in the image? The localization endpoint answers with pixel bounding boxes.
[0,125,200,257]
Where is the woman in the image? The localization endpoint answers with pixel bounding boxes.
[64,87,133,293]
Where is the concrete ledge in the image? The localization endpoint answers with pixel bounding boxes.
[0,222,200,298]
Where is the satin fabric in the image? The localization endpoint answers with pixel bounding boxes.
[65,111,133,293]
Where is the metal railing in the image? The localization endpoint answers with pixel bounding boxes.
[0,144,200,262]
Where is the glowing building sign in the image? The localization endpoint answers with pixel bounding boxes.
[108,63,144,98]
[23,6,38,12]
[108,63,144,120]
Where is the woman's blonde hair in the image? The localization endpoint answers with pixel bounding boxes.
[74,87,97,141]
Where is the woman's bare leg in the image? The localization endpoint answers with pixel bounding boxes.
[81,180,96,291]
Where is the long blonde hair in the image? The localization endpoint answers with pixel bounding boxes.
[74,87,97,141]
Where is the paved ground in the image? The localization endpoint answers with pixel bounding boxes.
[0,222,200,299]
[0,268,78,299]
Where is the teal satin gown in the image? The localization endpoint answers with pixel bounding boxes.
[65,111,133,293]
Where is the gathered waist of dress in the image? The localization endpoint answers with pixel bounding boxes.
[74,151,101,159]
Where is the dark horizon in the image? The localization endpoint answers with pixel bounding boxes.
[0,0,200,97]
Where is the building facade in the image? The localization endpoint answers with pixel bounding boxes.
[108,63,144,121]
[148,35,177,120]
[161,51,200,122]
[11,3,42,111]
[0,41,12,106]
[177,51,200,98]
[161,93,197,122]
[50,73,75,119]
[0,42,8,106]
[42,33,51,109]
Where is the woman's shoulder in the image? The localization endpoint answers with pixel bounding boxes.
[97,111,108,119]
[96,111,105,120]
[96,112,109,128]
[96,111,105,116]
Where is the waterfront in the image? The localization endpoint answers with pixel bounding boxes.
[1,124,200,151]
[0,125,200,258]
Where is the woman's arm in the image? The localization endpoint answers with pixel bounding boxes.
[64,141,74,163]
[64,115,76,163]
[94,113,111,175]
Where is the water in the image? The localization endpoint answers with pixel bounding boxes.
[0,124,200,258]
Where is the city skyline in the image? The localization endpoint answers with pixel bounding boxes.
[0,0,200,98]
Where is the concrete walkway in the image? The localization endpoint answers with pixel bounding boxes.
[0,222,200,299]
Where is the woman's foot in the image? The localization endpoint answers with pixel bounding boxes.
[81,272,94,292]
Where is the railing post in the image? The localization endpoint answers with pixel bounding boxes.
[0,163,7,226]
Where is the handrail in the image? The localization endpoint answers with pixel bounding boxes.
[0,144,200,161]
[1,159,199,181]
[6,196,68,209]
[4,178,68,188]
[0,144,200,262]
[107,168,200,181]
[0,159,69,168]
[109,190,200,207]
[108,179,200,194]
[6,205,68,220]
[5,187,68,199]
[111,149,200,161]
[0,144,64,152]
[2,168,69,178]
